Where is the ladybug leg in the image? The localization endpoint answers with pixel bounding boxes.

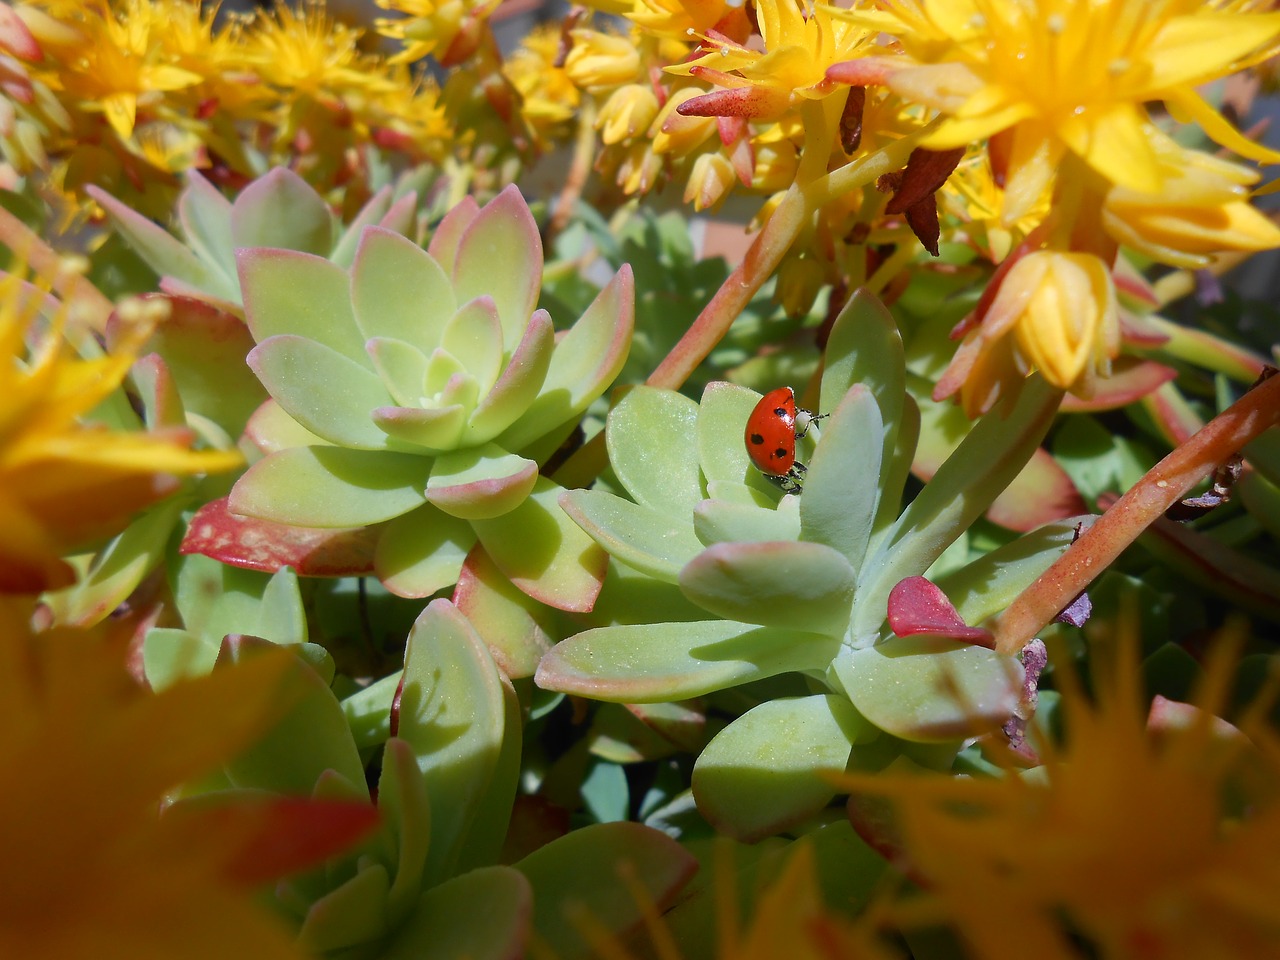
[773,461,806,495]
[793,409,828,441]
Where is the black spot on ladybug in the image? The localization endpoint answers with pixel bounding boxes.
[749,432,765,446]
[773,447,787,459]
[773,406,787,417]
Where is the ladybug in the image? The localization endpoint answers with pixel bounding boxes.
[744,386,825,493]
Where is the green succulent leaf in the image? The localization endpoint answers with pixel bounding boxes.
[365,335,428,409]
[451,185,543,351]
[514,822,696,960]
[229,446,430,527]
[381,866,532,960]
[453,545,556,679]
[396,599,520,886]
[472,477,607,612]
[298,861,392,953]
[342,673,399,754]
[373,403,469,451]
[377,737,433,924]
[352,226,457,347]
[425,195,477,271]
[693,497,801,545]
[329,184,395,269]
[230,167,334,255]
[679,541,856,635]
[606,386,703,516]
[820,289,905,461]
[246,398,332,451]
[441,296,505,394]
[697,381,766,487]
[238,248,372,367]
[693,695,872,842]
[143,627,219,692]
[467,309,555,446]
[499,266,634,453]
[842,637,1023,742]
[176,171,235,288]
[561,489,705,583]
[375,505,476,599]
[800,384,884,574]
[425,445,539,520]
[535,620,842,702]
[217,638,367,794]
[249,334,395,449]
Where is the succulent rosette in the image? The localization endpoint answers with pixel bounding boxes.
[538,291,1088,840]
[225,185,632,610]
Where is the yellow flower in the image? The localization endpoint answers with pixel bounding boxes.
[375,0,501,64]
[0,597,304,959]
[684,149,737,210]
[244,1,386,104]
[936,250,1118,415]
[0,276,242,593]
[626,0,750,44]
[505,25,580,145]
[869,0,1280,218]
[942,152,1050,261]
[564,29,643,91]
[597,83,660,145]
[842,622,1280,960]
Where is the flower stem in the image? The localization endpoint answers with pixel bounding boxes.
[992,370,1280,653]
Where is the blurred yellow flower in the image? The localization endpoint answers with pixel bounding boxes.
[936,250,1118,415]
[598,83,660,145]
[842,623,1280,960]
[564,29,643,92]
[0,597,303,959]
[376,0,501,65]
[0,276,242,593]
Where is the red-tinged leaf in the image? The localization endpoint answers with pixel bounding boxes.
[887,576,994,646]
[0,5,41,61]
[884,147,965,216]
[677,85,790,119]
[181,497,379,576]
[904,194,942,257]
[130,354,187,429]
[845,792,912,876]
[624,699,707,753]
[1060,357,1178,412]
[1117,309,1170,347]
[1147,695,1244,740]
[165,796,379,886]
[840,85,866,153]
[1113,269,1160,311]
[452,543,555,679]
[498,795,572,865]
[826,57,896,86]
[1144,382,1204,445]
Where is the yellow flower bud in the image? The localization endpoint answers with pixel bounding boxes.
[751,139,798,193]
[597,84,660,146]
[616,142,662,195]
[684,151,737,211]
[650,87,716,158]
[986,251,1119,393]
[564,30,641,90]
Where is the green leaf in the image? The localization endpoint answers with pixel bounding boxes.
[142,627,219,692]
[693,695,872,841]
[238,248,371,367]
[298,861,391,953]
[397,600,519,886]
[679,540,856,635]
[342,672,400,754]
[230,167,335,255]
[581,759,630,823]
[697,381,763,486]
[330,184,394,269]
[842,637,1023,742]
[451,185,543,351]
[693,497,800,546]
[561,489,704,583]
[820,289,905,447]
[425,445,538,520]
[229,446,430,527]
[467,310,555,446]
[441,295,505,394]
[366,336,429,408]
[375,505,475,599]
[177,170,235,285]
[377,738,433,924]
[472,477,607,613]
[249,334,394,449]
[606,386,703,516]
[352,226,456,348]
[453,545,555,679]
[535,620,842,702]
[800,384,884,574]
[381,866,531,960]
[514,822,696,960]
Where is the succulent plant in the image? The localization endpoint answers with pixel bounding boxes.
[538,290,1090,841]
[214,184,632,611]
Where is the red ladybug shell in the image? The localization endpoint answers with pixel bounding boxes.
[745,387,798,476]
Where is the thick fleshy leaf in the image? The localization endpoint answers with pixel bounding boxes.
[249,334,394,449]
[373,403,468,451]
[535,620,842,702]
[377,738,432,923]
[693,497,800,546]
[800,384,883,574]
[230,167,334,255]
[451,185,542,351]
[886,576,994,645]
[329,185,394,269]
[453,544,555,679]
[366,336,429,408]
[143,627,220,691]
[425,445,538,520]
[177,171,236,283]
[561,489,704,583]
[351,226,456,347]
[425,195,478,271]
[473,477,607,612]
[375,505,475,599]
[217,637,367,792]
[514,822,696,960]
[938,517,1093,627]
[679,540,856,635]
[498,267,634,453]
[89,184,235,300]
[244,398,331,452]
[466,310,555,446]
[342,673,400,754]
[238,248,371,367]
[1060,356,1178,412]
[697,381,769,486]
[693,695,873,842]
[298,862,391,952]
[606,386,703,515]
[395,599,520,885]
[229,446,430,527]
[843,637,1023,741]
[181,497,379,576]
[382,866,531,960]
[441,296,505,394]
